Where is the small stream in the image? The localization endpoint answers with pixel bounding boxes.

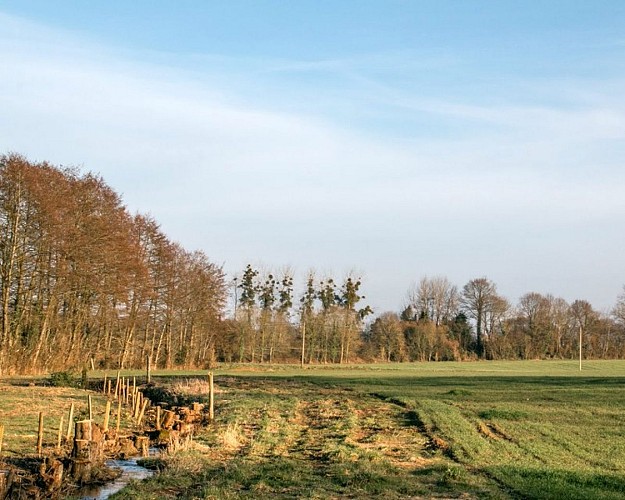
[78,455,155,500]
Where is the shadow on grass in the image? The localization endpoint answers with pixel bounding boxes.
[282,374,625,406]
[296,374,625,387]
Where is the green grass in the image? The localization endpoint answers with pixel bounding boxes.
[77,360,625,498]
[0,384,109,456]
[0,381,147,462]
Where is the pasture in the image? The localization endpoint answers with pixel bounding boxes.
[110,360,625,499]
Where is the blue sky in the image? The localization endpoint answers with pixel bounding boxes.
[1,1,624,313]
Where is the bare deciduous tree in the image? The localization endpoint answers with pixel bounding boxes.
[460,277,498,358]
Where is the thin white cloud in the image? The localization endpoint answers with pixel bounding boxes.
[1,11,624,312]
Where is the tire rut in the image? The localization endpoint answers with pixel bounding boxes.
[371,392,524,500]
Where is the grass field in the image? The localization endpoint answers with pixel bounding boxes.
[105,360,625,499]
[0,383,122,457]
[4,360,625,498]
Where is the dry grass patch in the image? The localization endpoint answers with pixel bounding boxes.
[342,397,432,470]
[169,378,225,396]
[220,423,246,452]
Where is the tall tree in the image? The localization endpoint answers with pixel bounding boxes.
[270,270,293,363]
[258,273,276,363]
[299,272,317,365]
[460,277,498,358]
[337,275,372,363]
[569,299,598,360]
[237,264,259,362]
[317,277,337,363]
[409,276,459,326]
[613,287,625,329]
[546,295,570,357]
[367,312,405,361]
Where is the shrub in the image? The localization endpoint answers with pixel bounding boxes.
[49,371,77,387]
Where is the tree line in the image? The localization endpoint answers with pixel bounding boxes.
[224,269,625,364]
[0,154,226,374]
[3,153,625,373]
[366,276,625,362]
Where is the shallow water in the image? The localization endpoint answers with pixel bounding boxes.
[79,457,154,500]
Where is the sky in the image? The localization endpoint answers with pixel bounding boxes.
[1,1,624,314]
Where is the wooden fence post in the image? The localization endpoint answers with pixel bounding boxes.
[146,355,151,384]
[37,412,44,456]
[75,420,92,441]
[57,416,64,451]
[66,403,75,440]
[116,399,122,434]
[103,400,111,432]
[134,393,142,419]
[136,400,148,426]
[0,424,4,454]
[88,395,93,421]
[72,420,94,481]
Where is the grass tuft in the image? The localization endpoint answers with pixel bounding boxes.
[220,423,245,451]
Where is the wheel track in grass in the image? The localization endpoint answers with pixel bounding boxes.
[222,382,436,473]
[286,393,433,470]
[221,389,480,498]
[369,392,526,500]
[187,378,509,498]
[477,421,514,443]
[369,392,446,456]
[117,377,512,499]
[290,398,352,464]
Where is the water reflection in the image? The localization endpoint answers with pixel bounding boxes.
[79,457,154,500]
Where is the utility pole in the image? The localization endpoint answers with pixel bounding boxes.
[233,276,238,319]
[300,321,306,367]
[579,325,582,371]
